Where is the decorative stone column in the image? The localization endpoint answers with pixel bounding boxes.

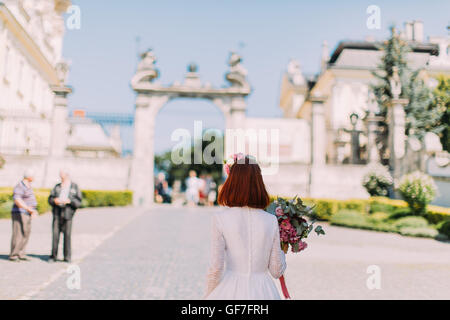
[130,95,168,207]
[50,61,72,157]
[310,95,327,165]
[387,97,408,178]
[49,85,72,157]
[365,112,383,163]
[229,96,246,129]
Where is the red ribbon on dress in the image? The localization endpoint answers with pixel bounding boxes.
[279,275,291,299]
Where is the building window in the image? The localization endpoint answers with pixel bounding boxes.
[30,74,36,106]
[3,46,10,81]
[17,60,24,89]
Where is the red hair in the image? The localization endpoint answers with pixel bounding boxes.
[218,155,270,209]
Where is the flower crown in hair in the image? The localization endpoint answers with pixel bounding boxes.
[223,153,257,175]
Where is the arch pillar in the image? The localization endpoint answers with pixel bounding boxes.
[131,94,169,207]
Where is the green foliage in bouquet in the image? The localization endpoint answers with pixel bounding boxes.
[265,196,325,253]
[398,171,438,216]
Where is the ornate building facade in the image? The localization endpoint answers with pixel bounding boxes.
[0,0,69,155]
[0,1,128,189]
[279,21,450,165]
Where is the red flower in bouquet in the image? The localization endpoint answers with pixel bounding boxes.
[265,196,325,298]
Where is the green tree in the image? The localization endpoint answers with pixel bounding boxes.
[430,75,450,152]
[154,131,224,190]
[371,26,445,160]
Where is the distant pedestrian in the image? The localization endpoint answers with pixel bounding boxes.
[185,170,200,206]
[9,170,38,262]
[205,174,217,206]
[48,169,82,263]
[155,172,171,204]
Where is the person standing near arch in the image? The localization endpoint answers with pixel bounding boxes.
[9,170,38,262]
[48,169,82,263]
[185,170,200,206]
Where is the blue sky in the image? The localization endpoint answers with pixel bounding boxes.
[63,0,449,154]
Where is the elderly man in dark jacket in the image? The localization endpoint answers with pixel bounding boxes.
[48,169,82,263]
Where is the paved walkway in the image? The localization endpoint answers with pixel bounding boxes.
[1,205,449,299]
[0,207,143,300]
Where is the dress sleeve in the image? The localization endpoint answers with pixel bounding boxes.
[204,214,225,298]
[268,219,287,279]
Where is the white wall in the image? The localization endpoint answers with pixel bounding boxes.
[310,164,370,199]
[244,117,311,164]
[0,3,57,156]
[0,155,132,190]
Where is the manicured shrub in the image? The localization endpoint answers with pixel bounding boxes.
[398,227,438,238]
[369,197,408,213]
[388,207,413,220]
[368,211,390,223]
[437,220,450,238]
[392,216,429,230]
[0,201,13,219]
[311,199,339,220]
[0,189,50,216]
[330,210,369,227]
[338,199,368,213]
[426,205,450,224]
[362,164,393,196]
[0,188,132,219]
[398,171,438,216]
[35,192,51,214]
[331,210,396,233]
[269,195,450,226]
[0,190,12,203]
[81,190,133,207]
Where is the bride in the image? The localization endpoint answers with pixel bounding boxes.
[204,155,286,300]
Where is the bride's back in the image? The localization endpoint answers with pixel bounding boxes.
[205,154,286,299]
[214,207,277,274]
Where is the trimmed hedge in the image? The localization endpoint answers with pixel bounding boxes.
[392,216,429,229]
[426,205,450,224]
[437,220,450,239]
[269,196,450,225]
[81,190,132,208]
[0,188,132,219]
[269,195,450,239]
[398,227,438,238]
[330,209,440,238]
[330,210,396,233]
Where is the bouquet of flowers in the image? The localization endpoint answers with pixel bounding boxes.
[265,196,325,298]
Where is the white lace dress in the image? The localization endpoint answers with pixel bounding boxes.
[204,207,287,300]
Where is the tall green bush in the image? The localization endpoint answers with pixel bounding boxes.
[0,189,132,219]
[398,171,438,216]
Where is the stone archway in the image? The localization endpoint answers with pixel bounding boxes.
[130,50,251,206]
